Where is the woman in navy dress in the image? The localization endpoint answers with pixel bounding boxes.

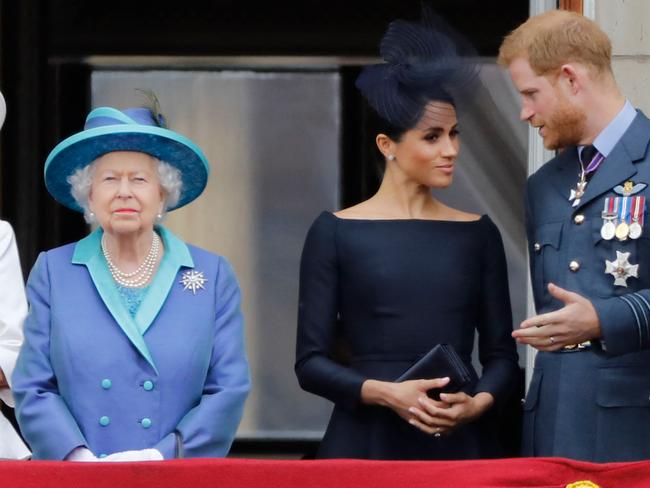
[295,12,519,460]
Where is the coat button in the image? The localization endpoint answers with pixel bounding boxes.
[99,416,111,426]
[101,379,112,390]
[569,260,580,272]
[573,214,585,225]
[143,380,154,391]
[534,243,541,252]
[141,418,152,429]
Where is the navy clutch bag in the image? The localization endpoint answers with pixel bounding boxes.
[396,344,472,400]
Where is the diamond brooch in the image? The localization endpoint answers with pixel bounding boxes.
[180,270,207,294]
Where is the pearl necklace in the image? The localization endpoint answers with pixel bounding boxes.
[101,232,161,288]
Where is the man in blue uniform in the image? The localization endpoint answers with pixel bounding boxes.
[499,10,650,461]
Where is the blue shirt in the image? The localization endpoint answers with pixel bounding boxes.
[580,100,637,162]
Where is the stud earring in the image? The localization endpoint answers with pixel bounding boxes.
[156,213,163,222]
[387,155,396,161]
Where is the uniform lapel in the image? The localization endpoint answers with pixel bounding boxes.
[72,228,157,371]
[135,226,194,335]
[576,111,650,210]
[543,147,579,202]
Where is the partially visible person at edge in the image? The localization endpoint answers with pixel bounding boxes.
[499,10,650,462]
[12,99,250,461]
[295,10,519,460]
[0,90,31,460]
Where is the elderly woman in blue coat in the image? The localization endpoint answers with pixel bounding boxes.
[12,104,250,461]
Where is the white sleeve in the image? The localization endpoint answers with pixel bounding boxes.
[0,220,28,407]
[65,447,98,462]
[0,414,30,459]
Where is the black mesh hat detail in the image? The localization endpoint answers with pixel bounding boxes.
[356,7,479,131]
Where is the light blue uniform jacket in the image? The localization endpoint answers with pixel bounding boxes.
[524,111,650,461]
[12,226,250,460]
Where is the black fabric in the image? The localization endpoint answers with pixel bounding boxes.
[581,144,598,166]
[173,430,184,459]
[295,211,519,460]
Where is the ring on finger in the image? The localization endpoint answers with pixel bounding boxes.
[549,336,555,345]
[434,428,441,438]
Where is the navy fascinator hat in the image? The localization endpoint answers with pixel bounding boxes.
[356,8,479,131]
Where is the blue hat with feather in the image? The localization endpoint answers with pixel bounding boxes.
[44,104,209,213]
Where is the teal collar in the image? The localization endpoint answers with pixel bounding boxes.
[72,226,194,372]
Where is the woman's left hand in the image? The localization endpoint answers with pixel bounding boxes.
[407,391,494,436]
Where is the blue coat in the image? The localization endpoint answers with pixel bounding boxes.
[524,111,650,462]
[12,226,250,460]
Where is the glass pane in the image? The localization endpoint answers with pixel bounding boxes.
[92,70,340,439]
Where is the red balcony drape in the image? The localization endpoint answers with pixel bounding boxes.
[2,457,650,488]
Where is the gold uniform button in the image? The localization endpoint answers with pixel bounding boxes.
[574,214,585,225]
[569,260,580,272]
[534,243,541,252]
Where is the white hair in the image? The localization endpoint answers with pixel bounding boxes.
[67,156,183,224]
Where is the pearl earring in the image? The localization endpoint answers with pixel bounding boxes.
[156,213,163,222]
[388,155,396,161]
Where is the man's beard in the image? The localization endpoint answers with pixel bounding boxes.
[542,98,587,150]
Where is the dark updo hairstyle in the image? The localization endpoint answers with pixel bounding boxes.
[356,7,478,164]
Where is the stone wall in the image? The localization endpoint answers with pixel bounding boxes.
[596,0,650,112]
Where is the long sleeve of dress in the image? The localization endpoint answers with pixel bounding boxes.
[0,220,30,459]
[0,221,28,408]
[474,217,519,403]
[295,213,367,411]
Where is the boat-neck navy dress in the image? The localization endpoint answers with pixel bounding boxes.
[295,211,519,460]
